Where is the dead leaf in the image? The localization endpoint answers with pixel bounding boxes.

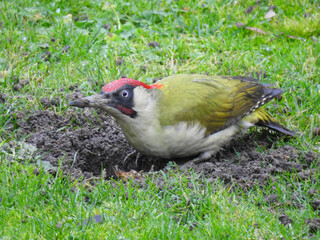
[0,70,10,78]
[182,7,191,12]
[38,42,49,49]
[235,22,245,28]
[114,166,143,181]
[314,127,320,136]
[287,34,302,40]
[287,35,298,39]
[245,6,254,14]
[82,214,104,226]
[102,2,116,10]
[245,27,266,35]
[265,10,276,19]
[287,35,305,41]
[311,36,317,44]
[31,13,43,21]
[56,222,63,229]
[36,160,57,172]
[63,14,73,24]
[265,5,276,19]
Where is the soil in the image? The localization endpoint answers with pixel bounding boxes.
[278,214,293,226]
[306,218,320,234]
[14,101,319,188]
[312,199,320,211]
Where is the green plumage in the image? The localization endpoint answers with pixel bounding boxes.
[156,74,293,136]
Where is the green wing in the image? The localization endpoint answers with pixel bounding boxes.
[157,74,267,134]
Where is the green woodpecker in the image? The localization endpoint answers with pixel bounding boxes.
[70,74,295,162]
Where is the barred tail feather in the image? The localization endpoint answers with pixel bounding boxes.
[243,109,295,136]
[258,120,295,136]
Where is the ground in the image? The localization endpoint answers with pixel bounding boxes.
[9,93,319,236]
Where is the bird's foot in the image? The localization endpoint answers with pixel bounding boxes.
[123,150,141,169]
[181,151,215,169]
[190,151,214,164]
[134,153,141,167]
[123,150,137,168]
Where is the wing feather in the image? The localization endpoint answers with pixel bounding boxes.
[157,74,272,134]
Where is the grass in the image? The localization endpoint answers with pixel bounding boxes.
[1,0,320,238]
[1,161,319,239]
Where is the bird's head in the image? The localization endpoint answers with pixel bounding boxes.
[69,78,163,120]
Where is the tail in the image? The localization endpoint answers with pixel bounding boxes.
[257,119,295,136]
[243,108,295,136]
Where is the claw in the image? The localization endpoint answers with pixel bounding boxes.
[186,151,216,165]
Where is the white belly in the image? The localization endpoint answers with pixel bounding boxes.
[163,122,239,158]
[121,120,239,159]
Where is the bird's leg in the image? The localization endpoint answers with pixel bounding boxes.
[179,151,215,170]
[123,150,137,168]
[188,150,217,164]
[123,151,143,169]
[134,153,141,168]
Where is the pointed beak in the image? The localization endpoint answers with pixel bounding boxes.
[69,94,105,108]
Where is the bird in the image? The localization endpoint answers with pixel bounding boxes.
[70,74,295,163]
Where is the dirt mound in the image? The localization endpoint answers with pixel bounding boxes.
[183,142,317,188]
[17,109,167,178]
[16,108,319,186]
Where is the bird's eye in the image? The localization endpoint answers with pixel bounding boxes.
[120,90,129,98]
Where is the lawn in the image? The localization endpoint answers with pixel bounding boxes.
[0,0,320,239]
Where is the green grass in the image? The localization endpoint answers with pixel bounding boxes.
[1,161,319,239]
[1,0,320,238]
